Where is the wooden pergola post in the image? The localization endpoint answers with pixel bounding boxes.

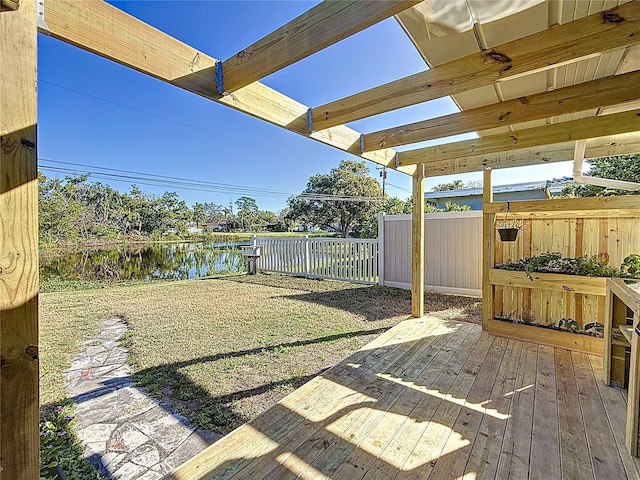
[0,0,40,478]
[411,165,424,318]
[482,168,494,330]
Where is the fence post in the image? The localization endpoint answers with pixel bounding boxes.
[378,212,385,286]
[304,235,310,278]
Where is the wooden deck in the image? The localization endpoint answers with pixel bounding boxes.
[166,318,640,480]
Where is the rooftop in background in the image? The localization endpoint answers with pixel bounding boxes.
[426,179,571,210]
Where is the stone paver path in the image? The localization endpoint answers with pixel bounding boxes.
[66,318,220,479]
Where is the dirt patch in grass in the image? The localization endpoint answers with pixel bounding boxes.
[40,273,480,435]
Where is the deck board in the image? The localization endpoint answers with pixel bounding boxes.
[164,318,640,480]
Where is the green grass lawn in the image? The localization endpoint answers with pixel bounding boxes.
[40,274,481,435]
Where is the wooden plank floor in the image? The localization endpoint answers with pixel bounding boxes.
[165,318,639,480]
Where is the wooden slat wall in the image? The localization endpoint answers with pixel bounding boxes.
[383,212,483,296]
[494,212,640,329]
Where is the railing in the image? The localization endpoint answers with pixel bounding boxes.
[256,236,379,285]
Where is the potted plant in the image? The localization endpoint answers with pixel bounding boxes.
[495,201,522,242]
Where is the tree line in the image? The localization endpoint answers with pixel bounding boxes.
[38,173,280,245]
[38,154,639,245]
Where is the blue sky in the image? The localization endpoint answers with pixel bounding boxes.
[37,0,574,213]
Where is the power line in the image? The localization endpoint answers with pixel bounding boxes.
[38,80,240,143]
[39,160,383,203]
[39,158,291,196]
[386,181,411,194]
[39,80,405,202]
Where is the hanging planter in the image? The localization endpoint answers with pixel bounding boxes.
[495,201,523,242]
[498,227,519,242]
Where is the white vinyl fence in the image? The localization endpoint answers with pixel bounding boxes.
[256,237,379,284]
[254,211,482,295]
[379,211,482,296]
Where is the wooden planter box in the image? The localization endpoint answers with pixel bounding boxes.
[486,319,603,355]
[489,269,607,296]
[488,269,607,354]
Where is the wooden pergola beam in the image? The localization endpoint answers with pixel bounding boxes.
[1,0,20,11]
[41,0,415,175]
[398,110,640,166]
[311,1,640,131]
[422,133,640,177]
[220,0,421,93]
[0,0,39,478]
[363,70,640,151]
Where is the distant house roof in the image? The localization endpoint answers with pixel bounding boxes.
[426,179,570,200]
[424,179,572,210]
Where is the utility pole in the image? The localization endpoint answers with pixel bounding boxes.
[376,165,387,198]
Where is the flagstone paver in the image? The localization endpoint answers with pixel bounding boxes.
[67,318,220,479]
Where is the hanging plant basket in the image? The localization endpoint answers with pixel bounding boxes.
[498,227,519,242]
[495,201,523,242]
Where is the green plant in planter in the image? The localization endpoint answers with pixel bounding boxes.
[557,318,580,333]
[622,254,640,278]
[583,322,604,337]
[496,252,629,279]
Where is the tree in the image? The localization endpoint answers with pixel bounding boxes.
[358,197,470,239]
[431,179,480,191]
[287,160,382,237]
[432,179,464,191]
[562,154,640,197]
[235,196,259,230]
[358,197,411,238]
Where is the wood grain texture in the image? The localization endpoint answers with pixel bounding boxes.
[482,169,494,330]
[364,70,640,151]
[0,0,39,478]
[311,1,640,130]
[41,0,413,175]
[555,349,594,479]
[484,196,640,214]
[399,109,640,166]
[411,169,424,318]
[423,132,640,177]
[1,0,20,11]
[221,0,420,93]
[487,319,604,356]
[572,352,627,480]
[489,270,607,296]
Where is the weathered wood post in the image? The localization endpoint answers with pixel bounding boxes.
[1,0,40,478]
[411,165,424,318]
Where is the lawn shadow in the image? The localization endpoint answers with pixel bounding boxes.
[281,286,482,324]
[206,273,481,324]
[130,326,389,437]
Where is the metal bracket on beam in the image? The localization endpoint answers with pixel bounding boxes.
[37,0,49,31]
[215,61,224,95]
[359,134,364,153]
[307,108,313,133]
[394,152,400,168]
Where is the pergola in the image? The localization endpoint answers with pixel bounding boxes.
[2,0,640,477]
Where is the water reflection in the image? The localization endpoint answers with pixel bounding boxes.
[40,242,247,282]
